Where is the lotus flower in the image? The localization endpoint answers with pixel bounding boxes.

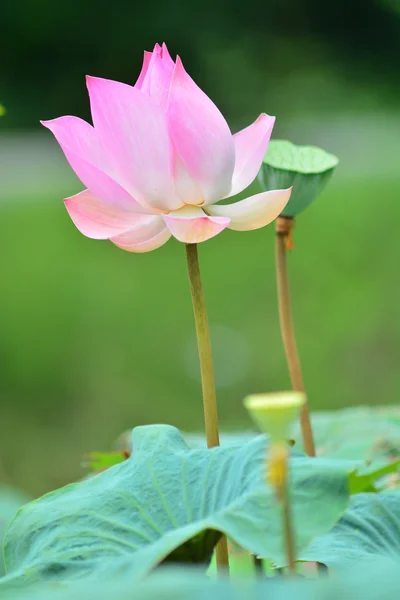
[41,43,291,252]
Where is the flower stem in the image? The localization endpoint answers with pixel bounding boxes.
[275,218,316,457]
[185,242,229,573]
[185,243,220,447]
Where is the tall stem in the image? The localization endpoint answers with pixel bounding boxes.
[275,218,316,457]
[185,243,229,572]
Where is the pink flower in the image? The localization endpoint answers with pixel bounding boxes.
[41,43,291,252]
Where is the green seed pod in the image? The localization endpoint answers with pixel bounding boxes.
[258,140,339,217]
[244,391,305,444]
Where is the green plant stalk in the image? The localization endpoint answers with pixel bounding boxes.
[268,445,296,573]
[253,555,264,575]
[185,242,229,573]
[281,477,296,573]
[275,219,316,457]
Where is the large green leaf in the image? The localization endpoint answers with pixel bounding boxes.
[84,431,258,474]
[258,140,338,217]
[0,487,30,576]
[116,429,258,453]
[291,406,400,464]
[4,425,353,587]
[292,406,400,492]
[301,492,400,569]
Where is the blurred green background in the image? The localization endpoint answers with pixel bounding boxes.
[1,0,399,497]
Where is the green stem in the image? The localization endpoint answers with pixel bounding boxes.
[275,220,316,457]
[269,444,296,574]
[281,476,296,573]
[253,555,264,576]
[185,243,229,573]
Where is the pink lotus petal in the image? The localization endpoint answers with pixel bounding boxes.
[207,188,292,231]
[167,57,235,205]
[41,117,147,213]
[135,51,153,89]
[161,43,174,63]
[64,189,140,239]
[162,206,230,243]
[139,49,175,109]
[86,76,182,211]
[228,114,275,198]
[173,152,204,206]
[111,218,171,253]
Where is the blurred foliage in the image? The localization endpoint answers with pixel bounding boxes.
[2,561,400,600]
[1,0,400,128]
[292,406,400,463]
